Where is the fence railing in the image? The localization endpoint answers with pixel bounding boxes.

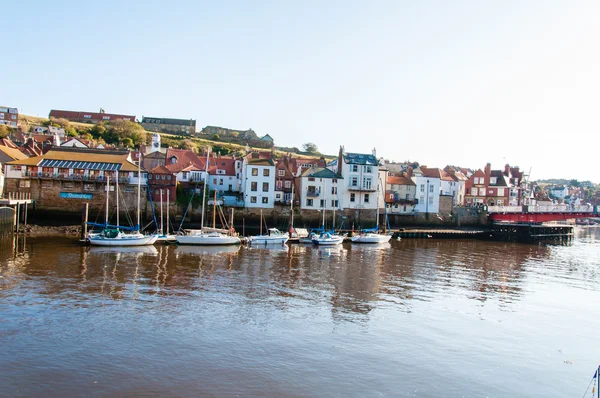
[487,205,595,213]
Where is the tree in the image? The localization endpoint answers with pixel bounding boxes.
[121,137,134,148]
[179,139,197,151]
[302,142,319,153]
[65,126,78,137]
[0,124,11,138]
[105,120,146,145]
[569,179,581,187]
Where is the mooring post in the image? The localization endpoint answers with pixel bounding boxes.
[24,202,28,230]
[81,203,89,241]
[15,203,20,233]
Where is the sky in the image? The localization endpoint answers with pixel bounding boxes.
[4,0,600,181]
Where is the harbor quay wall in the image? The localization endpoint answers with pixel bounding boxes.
[4,178,489,229]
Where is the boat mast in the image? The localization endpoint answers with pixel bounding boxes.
[160,189,164,235]
[260,209,263,236]
[166,189,170,235]
[375,172,380,231]
[200,147,210,230]
[105,173,110,226]
[137,155,141,230]
[290,184,294,229]
[213,189,217,229]
[116,171,119,228]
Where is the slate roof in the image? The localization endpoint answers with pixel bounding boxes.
[343,152,378,165]
[142,117,196,127]
[301,167,342,179]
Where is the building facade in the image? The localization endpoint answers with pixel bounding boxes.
[333,146,380,211]
[141,117,196,135]
[49,109,135,123]
[299,167,343,212]
[385,175,417,214]
[0,106,19,128]
[409,166,442,214]
[241,152,275,208]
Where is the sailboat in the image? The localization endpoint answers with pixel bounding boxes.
[176,148,241,246]
[248,209,289,245]
[312,206,344,246]
[351,176,392,244]
[89,162,158,246]
[155,189,177,244]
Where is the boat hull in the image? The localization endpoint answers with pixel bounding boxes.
[350,234,392,244]
[176,234,241,246]
[312,237,344,245]
[89,235,158,246]
[248,236,289,245]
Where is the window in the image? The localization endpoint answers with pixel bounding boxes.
[363,177,372,190]
[262,197,268,204]
[351,177,358,186]
[490,177,497,184]
[263,169,270,176]
[102,116,110,120]
[365,166,372,173]
[350,193,356,202]
[332,179,337,183]
[320,199,325,208]
[471,187,477,196]
[19,180,31,188]
[262,182,269,192]
[167,175,172,180]
[161,175,166,180]
[306,198,313,206]
[308,177,315,182]
[83,115,91,119]
[182,172,188,179]
[250,196,257,203]
[331,187,337,194]
[284,181,291,188]
[497,188,505,196]
[428,196,433,205]
[406,194,410,200]
[252,168,258,176]
[352,165,358,172]
[331,200,338,208]
[251,182,257,191]
[364,194,369,203]
[148,175,152,180]
[276,180,282,189]
[278,169,285,177]
[420,184,425,192]
[429,185,434,193]
[213,178,217,184]
[219,179,223,185]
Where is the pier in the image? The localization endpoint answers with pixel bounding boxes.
[0,192,34,233]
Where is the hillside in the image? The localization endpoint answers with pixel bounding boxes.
[18,114,332,160]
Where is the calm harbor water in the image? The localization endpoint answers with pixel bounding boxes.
[1,229,599,397]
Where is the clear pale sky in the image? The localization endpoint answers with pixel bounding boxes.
[4,1,600,181]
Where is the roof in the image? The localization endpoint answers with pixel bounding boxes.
[0,137,18,148]
[420,167,443,179]
[0,145,29,161]
[245,151,274,166]
[287,157,326,174]
[165,148,205,169]
[208,157,238,176]
[260,134,274,141]
[301,167,341,179]
[343,152,378,165]
[6,149,140,172]
[49,109,135,121]
[387,175,415,186]
[149,165,174,174]
[141,117,196,127]
[247,158,274,166]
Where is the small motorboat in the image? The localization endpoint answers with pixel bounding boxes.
[312,232,344,246]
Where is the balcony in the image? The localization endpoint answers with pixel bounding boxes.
[306,189,320,197]
[25,171,132,184]
[347,183,377,192]
[388,192,418,204]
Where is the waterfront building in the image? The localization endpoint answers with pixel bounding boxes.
[0,106,18,128]
[464,163,526,206]
[274,156,326,205]
[147,165,176,203]
[241,152,275,208]
[332,146,380,212]
[299,166,343,212]
[441,169,468,206]
[409,166,442,214]
[49,109,135,124]
[207,155,243,196]
[385,174,417,215]
[3,147,147,212]
[140,116,196,135]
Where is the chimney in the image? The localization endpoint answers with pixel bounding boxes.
[504,163,510,176]
[372,147,376,157]
[484,163,491,185]
[406,166,413,178]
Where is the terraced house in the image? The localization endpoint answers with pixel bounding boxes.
[141,116,196,135]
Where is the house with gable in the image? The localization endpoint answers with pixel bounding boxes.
[299,167,342,213]
[333,146,380,212]
[409,166,442,214]
[385,174,417,214]
[274,155,326,205]
[464,163,525,206]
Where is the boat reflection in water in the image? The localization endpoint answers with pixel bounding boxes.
[174,244,241,257]
[87,245,159,256]
[244,244,289,254]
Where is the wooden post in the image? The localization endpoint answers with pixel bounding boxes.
[81,203,89,241]
[24,202,28,229]
[229,208,234,231]
[15,203,19,233]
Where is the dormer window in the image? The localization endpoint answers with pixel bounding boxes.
[170,156,177,164]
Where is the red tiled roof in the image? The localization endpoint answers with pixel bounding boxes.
[149,165,174,174]
[388,175,415,185]
[0,137,17,148]
[165,148,205,169]
[287,157,326,174]
[208,156,237,176]
[421,167,443,179]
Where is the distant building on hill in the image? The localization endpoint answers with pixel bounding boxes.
[140,116,196,135]
[0,106,19,128]
[49,109,135,123]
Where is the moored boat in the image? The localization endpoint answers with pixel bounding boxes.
[248,228,289,245]
[312,232,344,245]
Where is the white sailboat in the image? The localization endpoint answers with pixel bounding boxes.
[312,207,344,246]
[176,148,241,246]
[351,176,391,244]
[248,209,289,245]
[89,163,158,246]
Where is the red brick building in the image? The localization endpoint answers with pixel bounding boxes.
[147,165,176,203]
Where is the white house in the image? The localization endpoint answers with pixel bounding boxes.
[299,167,343,212]
[385,174,417,214]
[208,156,243,194]
[241,152,275,208]
[332,146,380,211]
[61,137,88,148]
[440,171,467,206]
[410,166,442,214]
[550,186,569,200]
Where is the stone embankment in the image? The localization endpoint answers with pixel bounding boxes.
[20,225,81,237]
